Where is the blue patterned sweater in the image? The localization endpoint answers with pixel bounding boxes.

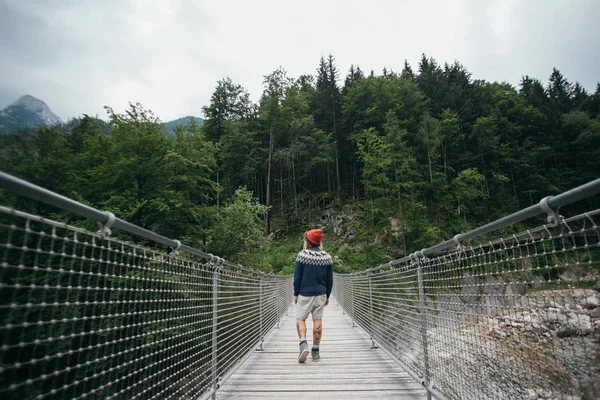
[293,246,333,298]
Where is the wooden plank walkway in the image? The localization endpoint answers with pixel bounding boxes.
[217,298,428,399]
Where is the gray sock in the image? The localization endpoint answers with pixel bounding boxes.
[299,338,306,345]
[312,345,319,350]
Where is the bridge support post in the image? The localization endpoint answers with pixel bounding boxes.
[258,276,264,351]
[350,278,356,327]
[211,259,220,400]
[276,280,280,329]
[368,271,377,349]
[341,278,345,314]
[415,252,432,400]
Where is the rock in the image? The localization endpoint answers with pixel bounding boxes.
[557,327,579,338]
[532,275,546,289]
[560,270,578,282]
[488,329,501,338]
[541,308,568,324]
[589,307,600,319]
[594,281,600,292]
[583,272,596,283]
[566,313,592,334]
[525,388,537,400]
[505,282,528,304]
[460,275,479,305]
[582,295,599,309]
[594,320,600,331]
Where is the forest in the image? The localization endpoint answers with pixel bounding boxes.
[1,54,599,273]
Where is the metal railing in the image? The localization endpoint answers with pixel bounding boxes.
[0,172,293,400]
[334,178,600,400]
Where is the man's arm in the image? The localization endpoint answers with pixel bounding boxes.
[293,259,303,299]
[325,261,333,299]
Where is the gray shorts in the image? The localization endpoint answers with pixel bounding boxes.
[296,295,327,320]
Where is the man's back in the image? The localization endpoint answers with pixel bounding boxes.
[294,247,333,298]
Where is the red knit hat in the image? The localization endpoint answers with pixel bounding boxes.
[306,229,323,246]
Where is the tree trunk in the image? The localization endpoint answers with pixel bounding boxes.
[265,126,274,234]
[332,91,342,195]
[308,197,311,229]
[442,142,448,181]
[326,163,332,197]
[352,162,356,200]
[526,174,533,205]
[280,162,284,219]
[335,144,342,195]
[292,156,297,215]
[427,143,433,186]
[391,155,407,256]
[511,171,517,197]
[552,147,561,187]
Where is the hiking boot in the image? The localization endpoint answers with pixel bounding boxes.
[311,347,320,361]
[298,341,309,363]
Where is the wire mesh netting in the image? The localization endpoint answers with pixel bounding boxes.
[335,210,600,400]
[0,205,292,400]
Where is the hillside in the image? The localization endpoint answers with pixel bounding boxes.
[164,116,204,134]
[0,95,62,134]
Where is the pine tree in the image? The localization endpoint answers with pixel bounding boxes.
[547,68,573,114]
[401,60,414,80]
[571,82,588,110]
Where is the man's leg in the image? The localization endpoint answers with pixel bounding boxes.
[296,318,309,363]
[312,318,323,345]
[311,316,323,361]
[296,319,307,340]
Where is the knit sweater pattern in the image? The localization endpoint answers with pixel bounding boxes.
[293,247,333,299]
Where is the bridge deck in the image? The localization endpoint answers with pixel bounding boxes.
[217,299,427,399]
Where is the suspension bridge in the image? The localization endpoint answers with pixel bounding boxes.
[0,171,599,400]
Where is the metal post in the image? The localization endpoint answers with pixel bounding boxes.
[258,276,264,351]
[341,283,345,314]
[211,267,219,400]
[276,280,280,329]
[368,272,376,349]
[416,255,432,400]
[350,279,356,327]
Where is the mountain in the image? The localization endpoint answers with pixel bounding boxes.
[0,95,63,134]
[163,116,204,134]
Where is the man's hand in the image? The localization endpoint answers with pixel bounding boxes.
[294,296,298,304]
[325,298,329,306]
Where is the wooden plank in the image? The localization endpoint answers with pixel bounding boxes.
[228,373,413,380]
[218,390,426,399]
[221,383,425,389]
[216,299,427,400]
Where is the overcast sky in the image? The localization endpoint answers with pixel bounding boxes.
[1,0,599,122]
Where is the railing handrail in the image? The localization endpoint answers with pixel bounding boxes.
[364,177,600,273]
[0,170,263,274]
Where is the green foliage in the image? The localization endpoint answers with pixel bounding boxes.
[353,127,392,197]
[209,187,268,264]
[452,168,487,224]
[2,56,598,273]
[202,77,252,141]
[327,242,389,273]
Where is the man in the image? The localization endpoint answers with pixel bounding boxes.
[293,229,333,363]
